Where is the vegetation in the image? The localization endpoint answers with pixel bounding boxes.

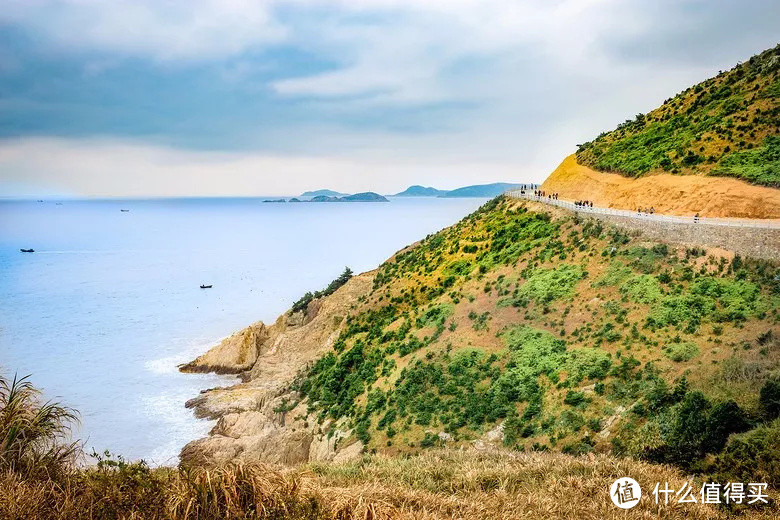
[292,267,353,314]
[290,195,779,494]
[3,445,749,519]
[0,374,79,478]
[2,372,755,519]
[3,193,779,516]
[576,45,780,186]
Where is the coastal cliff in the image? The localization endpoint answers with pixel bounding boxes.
[179,271,375,466]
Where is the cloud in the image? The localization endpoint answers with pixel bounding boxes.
[0,0,286,61]
[0,1,778,196]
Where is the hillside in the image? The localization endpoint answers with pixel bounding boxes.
[575,44,779,187]
[4,446,755,519]
[183,196,779,494]
[394,185,448,197]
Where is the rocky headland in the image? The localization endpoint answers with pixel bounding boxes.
[179,271,375,466]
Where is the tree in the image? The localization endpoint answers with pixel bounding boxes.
[760,379,780,420]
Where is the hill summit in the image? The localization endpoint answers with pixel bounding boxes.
[394,185,448,197]
[576,44,778,187]
[543,45,780,218]
[182,195,779,491]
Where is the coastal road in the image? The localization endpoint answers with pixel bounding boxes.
[506,190,780,230]
[505,189,780,260]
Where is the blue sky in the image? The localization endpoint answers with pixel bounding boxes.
[0,0,778,196]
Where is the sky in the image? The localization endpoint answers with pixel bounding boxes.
[0,0,777,197]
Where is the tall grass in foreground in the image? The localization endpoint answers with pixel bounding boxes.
[1,373,776,518]
[0,374,79,478]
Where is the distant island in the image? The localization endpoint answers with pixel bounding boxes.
[440,182,523,198]
[300,189,349,197]
[298,183,532,200]
[311,192,389,202]
[393,185,448,197]
[392,182,526,198]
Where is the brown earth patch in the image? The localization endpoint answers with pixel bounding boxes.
[541,155,780,219]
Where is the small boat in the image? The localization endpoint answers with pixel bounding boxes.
[200,284,212,289]
[120,209,130,212]
[20,248,35,253]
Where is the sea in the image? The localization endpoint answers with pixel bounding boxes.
[0,196,487,465]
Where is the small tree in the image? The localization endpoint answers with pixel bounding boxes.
[760,379,780,420]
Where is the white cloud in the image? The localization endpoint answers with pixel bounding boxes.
[1,0,778,197]
[0,0,286,61]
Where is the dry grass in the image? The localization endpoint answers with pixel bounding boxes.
[0,374,80,478]
[2,448,776,519]
[305,449,778,519]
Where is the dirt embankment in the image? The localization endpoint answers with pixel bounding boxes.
[541,155,780,219]
[178,271,375,467]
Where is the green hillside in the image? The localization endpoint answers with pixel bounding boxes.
[294,196,779,481]
[576,44,780,187]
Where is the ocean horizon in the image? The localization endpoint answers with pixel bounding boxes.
[0,196,488,464]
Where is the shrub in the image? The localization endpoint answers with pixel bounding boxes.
[712,420,780,487]
[292,267,353,313]
[621,274,663,303]
[663,342,700,362]
[759,379,780,420]
[506,264,584,306]
[563,390,586,406]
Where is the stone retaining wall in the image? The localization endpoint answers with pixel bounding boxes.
[519,199,780,260]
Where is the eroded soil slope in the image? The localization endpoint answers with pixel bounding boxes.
[541,154,780,219]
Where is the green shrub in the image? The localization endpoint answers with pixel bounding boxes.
[760,379,780,420]
[713,134,780,187]
[505,264,584,306]
[621,274,663,303]
[563,390,586,406]
[663,342,700,362]
[292,267,353,313]
[712,420,780,487]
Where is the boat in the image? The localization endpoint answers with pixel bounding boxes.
[20,248,35,253]
[200,284,212,289]
[120,209,130,212]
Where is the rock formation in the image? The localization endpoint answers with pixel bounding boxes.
[179,271,375,466]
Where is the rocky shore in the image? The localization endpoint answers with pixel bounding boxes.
[178,271,375,466]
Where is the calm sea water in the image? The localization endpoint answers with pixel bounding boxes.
[0,197,487,465]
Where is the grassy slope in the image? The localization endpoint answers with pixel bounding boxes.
[9,449,776,519]
[575,45,779,187]
[295,196,779,482]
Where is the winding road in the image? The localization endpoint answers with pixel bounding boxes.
[506,189,780,230]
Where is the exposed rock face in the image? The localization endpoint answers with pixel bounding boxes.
[179,271,374,466]
[179,322,268,375]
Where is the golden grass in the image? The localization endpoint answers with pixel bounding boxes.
[2,448,775,519]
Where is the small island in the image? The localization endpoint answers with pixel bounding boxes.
[300,189,349,197]
[440,182,522,198]
[393,185,448,197]
[310,191,389,202]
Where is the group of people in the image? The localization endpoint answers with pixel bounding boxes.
[575,200,594,208]
[532,190,559,200]
[636,207,656,214]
